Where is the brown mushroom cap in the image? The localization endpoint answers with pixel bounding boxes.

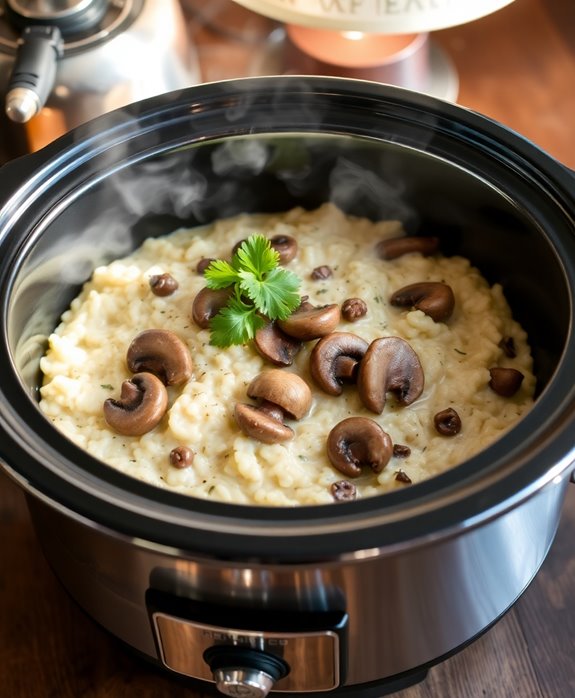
[341,297,368,322]
[327,417,393,477]
[103,372,168,436]
[390,282,455,323]
[234,403,294,444]
[254,321,302,366]
[277,303,341,341]
[196,257,216,275]
[126,329,192,386]
[191,287,232,329]
[310,332,369,396]
[149,272,179,297]
[270,234,298,264]
[376,236,439,260]
[489,367,524,397]
[357,336,424,413]
[169,446,195,468]
[434,407,462,436]
[247,369,312,420]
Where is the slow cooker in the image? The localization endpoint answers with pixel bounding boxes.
[0,77,574,697]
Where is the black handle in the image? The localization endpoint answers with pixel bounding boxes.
[5,25,63,123]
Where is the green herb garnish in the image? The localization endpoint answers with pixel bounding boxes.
[204,235,301,347]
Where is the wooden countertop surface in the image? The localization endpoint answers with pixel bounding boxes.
[1,0,574,696]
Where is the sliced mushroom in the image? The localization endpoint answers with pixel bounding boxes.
[327,417,393,477]
[489,367,524,397]
[103,372,168,436]
[126,329,192,386]
[376,235,439,260]
[357,336,424,413]
[390,281,455,322]
[310,332,369,396]
[236,369,312,444]
[234,403,294,444]
[277,303,341,341]
[270,234,298,264]
[254,321,302,366]
[247,369,312,420]
[191,287,232,329]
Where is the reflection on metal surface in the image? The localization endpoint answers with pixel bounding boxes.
[0,0,200,158]
[28,475,567,686]
[153,612,341,692]
[214,667,276,698]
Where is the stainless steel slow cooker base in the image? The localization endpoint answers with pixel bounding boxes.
[1,77,574,696]
[28,473,566,694]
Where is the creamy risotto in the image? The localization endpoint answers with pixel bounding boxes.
[39,203,535,505]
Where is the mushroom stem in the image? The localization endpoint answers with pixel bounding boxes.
[126,329,192,386]
[310,332,369,396]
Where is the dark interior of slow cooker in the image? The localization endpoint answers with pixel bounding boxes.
[8,133,569,431]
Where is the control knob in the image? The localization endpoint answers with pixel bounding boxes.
[204,647,289,698]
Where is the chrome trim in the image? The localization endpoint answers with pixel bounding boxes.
[153,613,340,692]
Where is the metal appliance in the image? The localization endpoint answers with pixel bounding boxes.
[0,0,200,159]
[0,77,574,698]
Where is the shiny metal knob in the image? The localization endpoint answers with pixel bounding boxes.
[4,25,63,124]
[5,87,41,122]
[214,666,276,698]
[205,645,289,697]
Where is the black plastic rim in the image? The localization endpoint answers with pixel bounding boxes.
[0,77,574,561]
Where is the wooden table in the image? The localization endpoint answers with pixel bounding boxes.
[1,0,574,695]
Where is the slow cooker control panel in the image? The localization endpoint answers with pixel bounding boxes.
[148,590,348,695]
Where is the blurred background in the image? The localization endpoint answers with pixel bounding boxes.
[0,0,573,166]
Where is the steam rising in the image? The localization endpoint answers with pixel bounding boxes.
[11,82,433,383]
[328,157,415,224]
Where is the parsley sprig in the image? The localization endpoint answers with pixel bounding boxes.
[204,235,301,347]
